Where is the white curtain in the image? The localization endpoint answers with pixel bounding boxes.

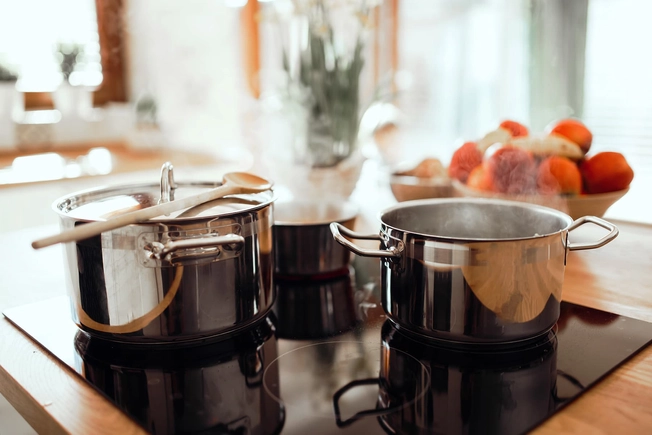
[391,0,531,162]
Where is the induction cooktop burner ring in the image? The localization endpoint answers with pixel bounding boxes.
[262,340,431,424]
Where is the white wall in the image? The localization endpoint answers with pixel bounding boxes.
[124,0,249,156]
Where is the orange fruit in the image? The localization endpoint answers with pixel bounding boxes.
[466,163,495,192]
[448,142,483,183]
[409,158,446,178]
[546,119,592,155]
[485,146,537,194]
[499,120,529,138]
[579,152,634,193]
[537,156,582,195]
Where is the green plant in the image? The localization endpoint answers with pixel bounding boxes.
[56,43,85,83]
[0,63,18,82]
[280,0,375,167]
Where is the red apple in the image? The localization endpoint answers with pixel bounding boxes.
[485,146,537,194]
[448,142,483,183]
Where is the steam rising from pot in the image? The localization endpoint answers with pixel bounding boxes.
[381,199,572,240]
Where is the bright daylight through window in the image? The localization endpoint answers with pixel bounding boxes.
[0,0,102,92]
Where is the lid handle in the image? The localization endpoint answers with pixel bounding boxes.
[159,162,178,203]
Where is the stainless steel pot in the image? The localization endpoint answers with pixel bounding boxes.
[273,200,357,277]
[331,198,618,344]
[74,315,284,435]
[55,164,275,344]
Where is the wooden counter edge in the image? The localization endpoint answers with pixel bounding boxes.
[0,319,146,435]
[0,363,68,435]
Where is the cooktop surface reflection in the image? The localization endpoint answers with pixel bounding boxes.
[4,257,652,435]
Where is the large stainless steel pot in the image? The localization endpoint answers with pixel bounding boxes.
[331,198,618,345]
[55,165,275,344]
[74,315,284,435]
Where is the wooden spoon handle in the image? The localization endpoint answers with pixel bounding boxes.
[32,184,238,249]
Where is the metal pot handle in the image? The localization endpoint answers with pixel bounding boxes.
[553,369,586,403]
[566,216,619,251]
[242,347,265,389]
[145,233,245,258]
[330,223,401,259]
[332,378,403,428]
[140,231,246,267]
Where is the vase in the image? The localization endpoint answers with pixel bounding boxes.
[305,103,360,168]
[248,92,367,201]
[257,0,382,199]
[52,83,96,119]
[284,147,367,201]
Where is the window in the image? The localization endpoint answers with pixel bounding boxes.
[0,0,126,108]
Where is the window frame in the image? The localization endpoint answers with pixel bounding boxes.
[23,0,127,110]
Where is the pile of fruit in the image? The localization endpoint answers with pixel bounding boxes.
[448,119,634,195]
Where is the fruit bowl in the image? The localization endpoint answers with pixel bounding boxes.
[452,179,628,220]
[390,173,453,202]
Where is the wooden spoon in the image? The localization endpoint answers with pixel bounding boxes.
[32,172,273,250]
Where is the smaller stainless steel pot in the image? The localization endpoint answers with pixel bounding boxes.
[331,198,619,345]
[273,200,357,277]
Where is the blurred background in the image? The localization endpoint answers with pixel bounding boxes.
[1,0,650,174]
[0,0,649,243]
[0,0,652,160]
[1,1,651,432]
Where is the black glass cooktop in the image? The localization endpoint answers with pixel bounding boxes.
[4,257,652,435]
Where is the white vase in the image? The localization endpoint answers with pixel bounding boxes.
[52,83,95,119]
[271,147,366,201]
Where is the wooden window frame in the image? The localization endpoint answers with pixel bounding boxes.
[26,0,397,108]
[24,0,127,110]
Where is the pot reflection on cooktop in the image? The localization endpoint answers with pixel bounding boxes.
[4,258,652,434]
[267,301,652,435]
[273,271,359,340]
[378,322,559,435]
[74,315,285,435]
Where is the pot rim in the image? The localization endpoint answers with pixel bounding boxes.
[52,181,276,223]
[377,197,575,242]
[274,200,358,227]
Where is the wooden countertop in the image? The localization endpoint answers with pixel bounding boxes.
[0,142,221,188]
[1,184,651,433]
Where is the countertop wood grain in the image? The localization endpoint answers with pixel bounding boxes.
[0,172,651,434]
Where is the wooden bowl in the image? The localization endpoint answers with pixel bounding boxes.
[451,180,629,220]
[390,174,453,202]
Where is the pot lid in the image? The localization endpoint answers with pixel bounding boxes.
[54,163,274,222]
